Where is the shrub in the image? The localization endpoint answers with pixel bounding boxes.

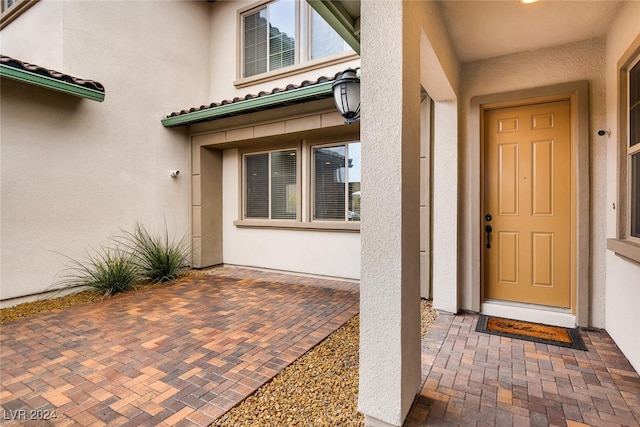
[57,248,139,296]
[119,222,190,283]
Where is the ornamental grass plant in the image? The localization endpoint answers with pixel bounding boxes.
[53,222,189,298]
[117,222,190,283]
[56,248,139,297]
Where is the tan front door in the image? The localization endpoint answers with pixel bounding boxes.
[484,100,571,308]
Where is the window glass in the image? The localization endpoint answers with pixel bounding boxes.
[245,154,269,218]
[310,9,347,60]
[313,142,361,221]
[244,150,297,220]
[243,0,295,77]
[347,142,361,221]
[268,0,296,72]
[271,150,297,219]
[243,8,268,77]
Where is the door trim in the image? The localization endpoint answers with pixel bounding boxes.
[470,81,590,327]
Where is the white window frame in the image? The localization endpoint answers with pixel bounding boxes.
[236,0,355,84]
[310,141,361,223]
[242,147,300,221]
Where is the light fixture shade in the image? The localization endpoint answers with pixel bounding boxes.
[332,69,360,124]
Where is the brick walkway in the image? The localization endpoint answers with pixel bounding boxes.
[406,312,640,427]
[0,267,359,426]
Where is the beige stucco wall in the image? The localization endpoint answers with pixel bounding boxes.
[459,38,608,327]
[0,1,211,305]
[0,0,63,68]
[604,0,640,372]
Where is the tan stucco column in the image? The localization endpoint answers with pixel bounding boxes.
[358,1,422,425]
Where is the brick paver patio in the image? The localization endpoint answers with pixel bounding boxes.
[406,312,640,427]
[0,267,359,426]
[3,267,640,426]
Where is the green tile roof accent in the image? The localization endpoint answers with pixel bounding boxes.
[162,79,334,128]
[0,56,105,102]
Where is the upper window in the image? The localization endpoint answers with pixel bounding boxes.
[312,142,361,221]
[1,0,15,12]
[628,57,640,238]
[241,0,350,78]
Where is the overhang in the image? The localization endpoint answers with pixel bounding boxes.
[0,55,105,102]
[162,73,343,128]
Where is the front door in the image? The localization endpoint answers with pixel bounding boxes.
[484,100,571,308]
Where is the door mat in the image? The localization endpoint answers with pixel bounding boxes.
[475,315,587,351]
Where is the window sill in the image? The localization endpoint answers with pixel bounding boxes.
[234,52,359,89]
[606,238,640,264]
[234,219,360,232]
[0,0,38,30]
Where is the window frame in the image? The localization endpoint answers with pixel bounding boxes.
[627,55,640,241]
[241,146,301,221]
[234,138,360,232]
[607,35,640,263]
[310,141,361,223]
[236,0,355,85]
[0,0,38,30]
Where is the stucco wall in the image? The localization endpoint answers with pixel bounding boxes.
[0,1,211,304]
[221,148,361,279]
[0,0,63,68]
[459,38,608,327]
[604,0,640,372]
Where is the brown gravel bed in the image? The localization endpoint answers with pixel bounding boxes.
[212,300,437,427]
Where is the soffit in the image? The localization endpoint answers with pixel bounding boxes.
[438,0,625,63]
[323,0,625,64]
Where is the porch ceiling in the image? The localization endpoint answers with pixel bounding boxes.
[316,0,625,64]
[439,0,625,63]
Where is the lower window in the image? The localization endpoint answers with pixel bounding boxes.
[312,142,361,221]
[244,149,297,220]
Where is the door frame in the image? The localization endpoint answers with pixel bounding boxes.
[470,81,590,327]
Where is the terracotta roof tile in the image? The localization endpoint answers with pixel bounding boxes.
[166,72,343,119]
[0,55,105,92]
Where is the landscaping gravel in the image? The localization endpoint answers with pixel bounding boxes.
[212,299,437,427]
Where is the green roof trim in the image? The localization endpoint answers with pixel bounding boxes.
[307,0,360,54]
[162,80,334,128]
[0,63,105,102]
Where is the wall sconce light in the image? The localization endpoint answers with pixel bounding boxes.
[332,69,360,124]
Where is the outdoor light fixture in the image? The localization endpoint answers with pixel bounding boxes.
[332,69,360,124]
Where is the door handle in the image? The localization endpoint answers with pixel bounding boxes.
[485,224,493,249]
